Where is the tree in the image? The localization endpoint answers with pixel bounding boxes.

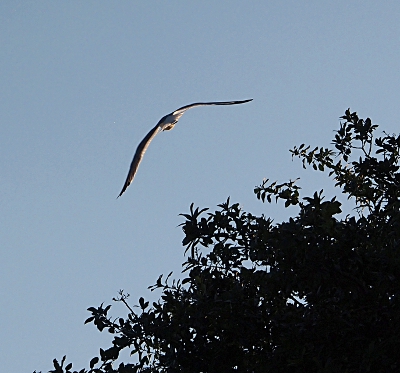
[37,109,400,372]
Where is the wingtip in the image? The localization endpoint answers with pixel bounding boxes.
[117,181,130,198]
[117,187,125,198]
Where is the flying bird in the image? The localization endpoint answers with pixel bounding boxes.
[118,99,253,197]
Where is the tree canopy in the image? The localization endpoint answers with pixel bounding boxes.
[37,109,400,372]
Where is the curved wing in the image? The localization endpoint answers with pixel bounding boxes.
[118,99,253,197]
[118,123,162,197]
[172,99,253,116]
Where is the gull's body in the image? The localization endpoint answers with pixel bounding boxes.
[118,99,253,197]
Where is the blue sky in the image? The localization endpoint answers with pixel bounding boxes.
[1,1,400,372]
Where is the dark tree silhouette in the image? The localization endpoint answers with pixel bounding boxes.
[37,109,400,372]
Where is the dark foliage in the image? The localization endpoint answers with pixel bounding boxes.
[37,109,400,372]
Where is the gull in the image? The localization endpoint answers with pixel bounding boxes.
[118,99,253,197]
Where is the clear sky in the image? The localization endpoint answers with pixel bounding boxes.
[1,1,400,372]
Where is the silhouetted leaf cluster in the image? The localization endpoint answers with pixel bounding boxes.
[37,110,400,372]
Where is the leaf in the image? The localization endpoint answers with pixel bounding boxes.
[53,359,60,370]
[99,348,105,361]
[90,357,99,368]
[139,297,145,309]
